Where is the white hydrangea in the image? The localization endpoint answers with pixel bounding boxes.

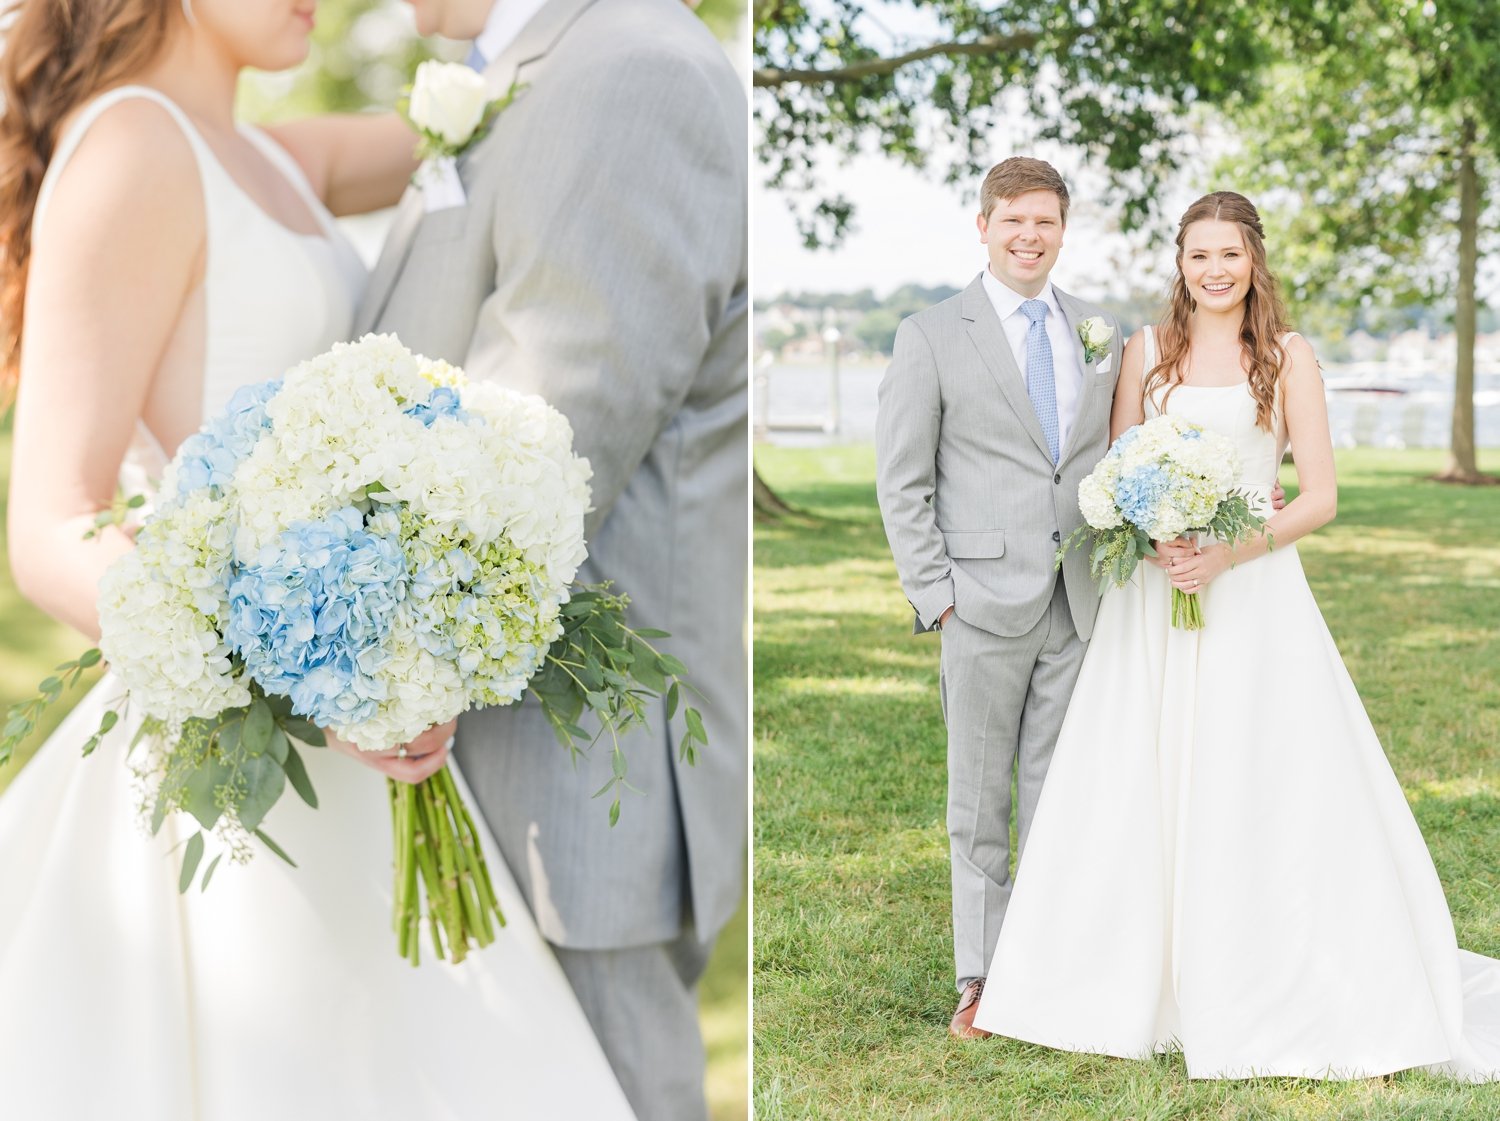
[1077,473,1122,530]
[98,493,249,724]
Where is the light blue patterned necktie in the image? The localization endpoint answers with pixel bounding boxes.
[1020,299,1060,463]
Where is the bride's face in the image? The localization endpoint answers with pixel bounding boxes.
[192,0,319,72]
[1180,219,1253,314]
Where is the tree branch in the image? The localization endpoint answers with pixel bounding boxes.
[753,32,1041,88]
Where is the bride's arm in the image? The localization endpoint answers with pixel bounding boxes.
[262,114,418,216]
[1109,329,1147,442]
[1167,335,1335,592]
[6,103,205,640]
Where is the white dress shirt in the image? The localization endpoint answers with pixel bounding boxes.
[980,267,1085,457]
[472,0,553,68]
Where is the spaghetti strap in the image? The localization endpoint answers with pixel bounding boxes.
[35,85,212,236]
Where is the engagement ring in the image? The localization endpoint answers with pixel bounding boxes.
[396,746,408,760]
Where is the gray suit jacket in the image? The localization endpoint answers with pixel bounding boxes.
[356,0,748,951]
[875,275,1121,642]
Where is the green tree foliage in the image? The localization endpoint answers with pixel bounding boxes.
[1218,0,1500,481]
[754,0,1286,246]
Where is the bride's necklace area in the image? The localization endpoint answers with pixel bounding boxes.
[1180,337,1250,389]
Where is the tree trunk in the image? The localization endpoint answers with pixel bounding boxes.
[1436,115,1487,483]
[753,466,796,519]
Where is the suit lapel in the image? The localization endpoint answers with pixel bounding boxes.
[962,276,1053,463]
[481,0,602,95]
[355,0,605,335]
[1053,286,1106,467]
[355,190,425,335]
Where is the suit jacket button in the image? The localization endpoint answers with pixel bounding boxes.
[1053,473,1062,484]
[1051,531,1061,543]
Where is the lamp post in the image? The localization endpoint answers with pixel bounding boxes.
[822,323,841,435]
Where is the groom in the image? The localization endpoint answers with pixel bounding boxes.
[355,0,748,1117]
[875,157,1121,1039]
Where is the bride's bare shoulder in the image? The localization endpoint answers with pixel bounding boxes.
[39,93,202,247]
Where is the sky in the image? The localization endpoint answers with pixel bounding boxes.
[749,1,1192,303]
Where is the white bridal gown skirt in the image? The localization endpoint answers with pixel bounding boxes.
[973,546,1500,1080]
[0,674,637,1119]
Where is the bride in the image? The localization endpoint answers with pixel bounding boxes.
[973,190,1500,1080]
[0,0,635,1115]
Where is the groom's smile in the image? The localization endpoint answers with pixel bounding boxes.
[977,188,1065,299]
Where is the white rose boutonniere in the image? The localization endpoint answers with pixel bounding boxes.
[1078,316,1113,366]
[401,61,522,212]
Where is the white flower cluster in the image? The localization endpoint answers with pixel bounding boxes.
[98,492,249,724]
[97,334,593,752]
[1078,413,1241,540]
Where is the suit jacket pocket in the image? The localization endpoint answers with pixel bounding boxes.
[943,530,1005,559]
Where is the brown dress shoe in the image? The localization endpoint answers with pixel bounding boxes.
[949,978,992,1039]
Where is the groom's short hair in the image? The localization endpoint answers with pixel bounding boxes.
[979,158,1071,224]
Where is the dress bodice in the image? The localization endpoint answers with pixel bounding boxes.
[1141,325,1287,505]
[33,85,368,494]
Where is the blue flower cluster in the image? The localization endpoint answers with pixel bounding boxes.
[1114,463,1170,528]
[224,506,408,728]
[174,380,281,498]
[403,386,466,428]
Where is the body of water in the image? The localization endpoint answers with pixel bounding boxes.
[756,360,1500,451]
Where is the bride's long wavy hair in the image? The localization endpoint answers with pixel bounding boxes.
[0,0,174,407]
[1145,191,1292,432]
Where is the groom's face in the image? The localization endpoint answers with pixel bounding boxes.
[403,0,494,38]
[977,190,1065,299]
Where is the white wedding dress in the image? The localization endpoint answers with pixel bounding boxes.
[0,87,636,1119]
[973,327,1500,1080]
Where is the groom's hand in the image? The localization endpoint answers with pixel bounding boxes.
[324,719,456,785]
[1147,536,1200,569]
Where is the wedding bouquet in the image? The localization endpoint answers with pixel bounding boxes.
[1058,413,1269,629]
[2,335,705,965]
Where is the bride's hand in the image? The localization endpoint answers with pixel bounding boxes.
[1166,544,1231,594]
[1147,536,1199,570]
[324,719,456,785]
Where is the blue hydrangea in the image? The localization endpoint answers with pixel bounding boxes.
[174,379,281,498]
[1114,463,1171,528]
[403,386,467,428]
[1110,424,1142,456]
[223,506,408,728]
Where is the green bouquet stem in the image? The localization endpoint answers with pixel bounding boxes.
[1171,587,1204,630]
[389,763,505,965]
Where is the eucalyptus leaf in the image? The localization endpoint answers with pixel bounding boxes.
[263,727,289,766]
[282,717,325,747]
[179,757,230,831]
[78,649,102,668]
[282,744,319,809]
[236,752,287,833]
[243,700,274,756]
[255,829,297,867]
[200,852,224,892]
[178,831,205,894]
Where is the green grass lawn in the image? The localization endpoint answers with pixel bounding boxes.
[0,426,746,1119]
[753,444,1500,1121]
